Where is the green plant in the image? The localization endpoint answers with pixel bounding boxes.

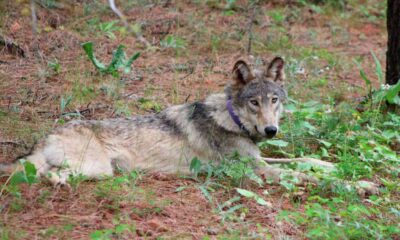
[71,81,98,104]
[189,157,217,203]
[67,174,88,192]
[9,159,37,186]
[189,155,270,225]
[160,35,186,55]
[58,95,81,124]
[98,20,120,40]
[355,52,400,110]
[268,9,285,25]
[137,97,162,112]
[82,42,140,78]
[37,0,59,9]
[114,100,132,117]
[211,34,221,53]
[262,26,293,51]
[236,188,271,207]
[278,200,400,240]
[0,224,26,239]
[95,171,140,197]
[272,98,399,181]
[215,196,243,223]
[48,59,61,74]
[190,157,202,179]
[259,47,400,239]
[190,153,263,192]
[299,0,346,10]
[225,0,237,10]
[0,159,38,199]
[198,152,263,187]
[60,95,73,114]
[358,2,387,22]
[90,223,134,240]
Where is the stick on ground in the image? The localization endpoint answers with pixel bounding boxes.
[108,0,151,48]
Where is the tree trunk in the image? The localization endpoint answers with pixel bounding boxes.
[386,0,400,85]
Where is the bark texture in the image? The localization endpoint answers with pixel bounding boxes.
[386,0,400,85]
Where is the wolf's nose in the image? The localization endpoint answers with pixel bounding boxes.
[264,126,277,137]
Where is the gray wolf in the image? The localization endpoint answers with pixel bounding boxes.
[0,57,378,195]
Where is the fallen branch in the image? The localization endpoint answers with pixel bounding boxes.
[0,141,22,146]
[36,104,111,118]
[260,157,379,196]
[261,157,335,170]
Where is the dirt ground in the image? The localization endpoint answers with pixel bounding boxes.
[0,0,389,239]
[2,173,308,239]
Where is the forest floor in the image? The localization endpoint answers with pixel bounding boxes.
[0,1,398,239]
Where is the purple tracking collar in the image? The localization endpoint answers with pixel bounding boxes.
[227,97,249,134]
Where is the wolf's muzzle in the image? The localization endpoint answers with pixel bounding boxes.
[264,126,277,138]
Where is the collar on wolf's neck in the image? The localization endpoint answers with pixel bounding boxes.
[227,97,250,135]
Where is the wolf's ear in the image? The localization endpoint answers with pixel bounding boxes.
[266,57,285,85]
[232,60,254,86]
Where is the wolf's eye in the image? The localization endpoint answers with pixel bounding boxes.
[250,100,259,106]
[271,97,278,103]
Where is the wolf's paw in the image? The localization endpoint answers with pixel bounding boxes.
[355,180,380,197]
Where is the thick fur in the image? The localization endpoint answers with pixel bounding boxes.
[24,96,264,184]
[0,57,379,195]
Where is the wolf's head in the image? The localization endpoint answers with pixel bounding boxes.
[225,57,286,139]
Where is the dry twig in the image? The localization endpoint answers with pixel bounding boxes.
[108,0,151,48]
